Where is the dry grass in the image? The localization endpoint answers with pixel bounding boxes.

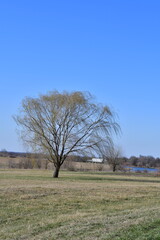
[0,156,110,171]
[1,169,160,239]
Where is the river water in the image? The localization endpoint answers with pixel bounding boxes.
[125,166,159,172]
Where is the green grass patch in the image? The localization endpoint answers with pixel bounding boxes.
[108,219,160,240]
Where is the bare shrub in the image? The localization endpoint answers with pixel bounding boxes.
[154,171,160,177]
[63,159,76,171]
[8,159,16,168]
[94,163,104,171]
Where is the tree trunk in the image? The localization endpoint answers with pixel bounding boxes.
[113,165,116,172]
[53,166,60,178]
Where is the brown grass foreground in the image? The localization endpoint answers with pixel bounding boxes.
[1,169,160,240]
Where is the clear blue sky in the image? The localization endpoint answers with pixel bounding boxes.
[1,0,160,157]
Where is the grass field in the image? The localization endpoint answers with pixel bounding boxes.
[1,169,160,240]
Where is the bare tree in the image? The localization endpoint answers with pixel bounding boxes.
[104,144,123,172]
[14,91,120,177]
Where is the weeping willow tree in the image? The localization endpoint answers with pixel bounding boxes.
[14,91,120,177]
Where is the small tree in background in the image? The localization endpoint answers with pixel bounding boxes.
[105,144,123,172]
[98,140,123,172]
[14,91,120,177]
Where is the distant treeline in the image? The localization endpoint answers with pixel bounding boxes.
[124,155,160,168]
[0,150,90,162]
[0,151,160,169]
[0,151,28,158]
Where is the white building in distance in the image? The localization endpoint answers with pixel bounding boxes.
[90,158,103,163]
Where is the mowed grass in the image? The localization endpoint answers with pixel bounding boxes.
[1,170,160,240]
